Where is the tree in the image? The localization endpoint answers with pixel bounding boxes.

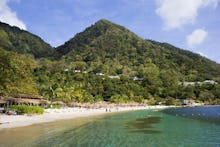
[0,48,38,96]
[199,90,215,103]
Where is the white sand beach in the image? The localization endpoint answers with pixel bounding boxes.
[0,105,173,130]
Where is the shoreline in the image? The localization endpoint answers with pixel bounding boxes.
[0,105,174,130]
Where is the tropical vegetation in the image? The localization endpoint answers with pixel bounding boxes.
[0,19,220,105]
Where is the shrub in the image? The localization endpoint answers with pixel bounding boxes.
[110,94,130,103]
[93,95,104,103]
[131,96,144,103]
[9,105,44,115]
[147,98,157,105]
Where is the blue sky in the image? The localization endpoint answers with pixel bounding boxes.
[0,0,220,63]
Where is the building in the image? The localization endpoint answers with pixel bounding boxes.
[64,68,69,72]
[133,76,143,81]
[0,98,6,110]
[178,80,218,86]
[96,73,104,76]
[178,82,196,86]
[203,80,218,84]
[73,70,81,73]
[182,99,195,106]
[6,94,49,106]
[108,75,120,79]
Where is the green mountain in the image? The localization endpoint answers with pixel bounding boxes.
[147,40,220,80]
[56,19,220,81]
[0,19,220,105]
[0,22,54,58]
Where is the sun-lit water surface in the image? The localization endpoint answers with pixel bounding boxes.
[0,106,220,147]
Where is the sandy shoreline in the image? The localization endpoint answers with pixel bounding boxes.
[0,105,173,130]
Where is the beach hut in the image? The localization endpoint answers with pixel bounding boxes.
[182,99,196,106]
[52,101,66,107]
[6,94,44,106]
[40,99,51,108]
[6,97,40,106]
[0,99,6,105]
[0,98,7,111]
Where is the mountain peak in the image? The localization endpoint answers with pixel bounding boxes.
[94,19,118,27]
[92,19,128,32]
[56,19,140,56]
[95,19,112,24]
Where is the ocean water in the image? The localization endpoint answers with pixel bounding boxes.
[0,106,220,147]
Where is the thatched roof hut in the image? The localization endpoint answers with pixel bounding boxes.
[0,99,6,104]
[67,102,80,107]
[52,101,66,106]
[67,101,113,109]
[3,93,45,106]
[6,98,40,105]
[40,99,50,105]
[1,94,51,107]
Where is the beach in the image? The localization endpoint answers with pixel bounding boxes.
[0,105,172,130]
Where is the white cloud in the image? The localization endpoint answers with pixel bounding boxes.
[186,29,208,48]
[155,0,218,30]
[0,0,26,30]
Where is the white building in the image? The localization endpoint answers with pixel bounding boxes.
[133,76,143,81]
[108,75,120,79]
[64,69,69,72]
[96,73,104,76]
[179,80,218,86]
[73,70,81,73]
[203,80,218,84]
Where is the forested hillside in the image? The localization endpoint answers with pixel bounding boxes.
[56,19,220,82]
[0,22,55,58]
[0,19,220,105]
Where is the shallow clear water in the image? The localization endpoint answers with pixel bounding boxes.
[0,106,220,147]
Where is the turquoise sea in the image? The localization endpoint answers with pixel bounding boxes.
[0,106,220,147]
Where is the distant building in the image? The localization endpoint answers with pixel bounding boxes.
[96,73,104,76]
[133,76,143,81]
[182,99,195,106]
[73,70,81,73]
[203,80,218,84]
[178,80,218,86]
[64,69,69,72]
[108,75,120,79]
[178,82,196,86]
[82,71,88,74]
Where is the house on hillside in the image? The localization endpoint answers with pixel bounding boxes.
[73,70,81,73]
[82,71,88,74]
[182,99,196,106]
[64,68,69,72]
[133,76,143,81]
[178,80,218,86]
[108,75,120,79]
[203,80,218,84]
[96,73,104,76]
[178,82,196,86]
